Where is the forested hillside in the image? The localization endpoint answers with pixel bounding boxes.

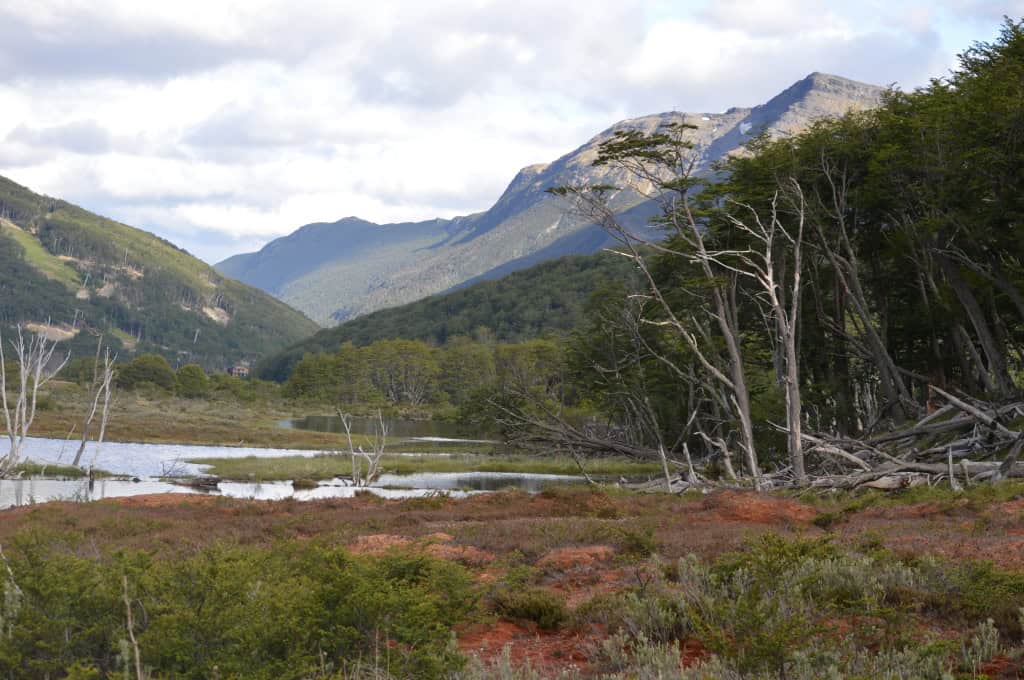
[0,176,319,369]
[256,250,638,381]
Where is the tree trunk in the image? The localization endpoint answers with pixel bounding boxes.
[939,255,1014,397]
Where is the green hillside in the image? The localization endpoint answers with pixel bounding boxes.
[0,175,319,369]
[256,250,639,381]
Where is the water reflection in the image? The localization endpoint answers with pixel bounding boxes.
[0,472,586,510]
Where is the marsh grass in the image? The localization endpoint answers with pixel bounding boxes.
[190,453,663,481]
[797,480,1024,526]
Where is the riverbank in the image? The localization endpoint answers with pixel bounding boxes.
[192,453,664,481]
[15,384,667,482]
[26,382,487,451]
[28,384,353,448]
[1,484,1022,677]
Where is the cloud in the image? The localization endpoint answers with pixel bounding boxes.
[0,0,1005,263]
[6,120,114,154]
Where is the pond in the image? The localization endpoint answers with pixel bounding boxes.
[14,436,331,478]
[1,437,587,510]
[281,415,496,442]
[0,472,586,509]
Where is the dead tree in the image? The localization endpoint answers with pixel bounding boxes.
[337,410,388,487]
[0,325,70,478]
[549,122,762,489]
[72,339,117,468]
[701,183,808,484]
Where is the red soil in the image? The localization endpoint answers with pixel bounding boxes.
[536,545,615,571]
[458,620,597,674]
[980,654,1024,679]
[349,532,496,566]
[701,489,818,524]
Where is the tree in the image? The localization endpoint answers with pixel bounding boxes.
[337,410,388,487]
[0,325,69,477]
[550,122,764,488]
[439,337,496,406]
[175,364,210,399]
[701,185,809,484]
[72,339,116,468]
[116,354,174,392]
[365,340,440,406]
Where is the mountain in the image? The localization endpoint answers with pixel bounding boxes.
[217,73,885,326]
[0,175,319,370]
[255,250,640,382]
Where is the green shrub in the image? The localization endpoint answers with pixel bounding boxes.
[596,631,684,678]
[617,526,658,558]
[925,557,1024,639]
[492,588,568,630]
[174,363,210,398]
[0,538,477,680]
[117,354,175,391]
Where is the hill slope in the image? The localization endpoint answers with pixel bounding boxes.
[218,73,884,325]
[255,250,639,381]
[0,175,319,369]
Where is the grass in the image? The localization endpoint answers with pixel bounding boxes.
[24,383,505,455]
[190,453,665,481]
[9,462,110,478]
[0,220,80,290]
[795,479,1024,528]
[26,383,360,449]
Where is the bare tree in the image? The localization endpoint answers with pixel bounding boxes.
[122,575,146,680]
[698,183,808,484]
[0,325,70,478]
[337,410,388,487]
[72,338,117,468]
[550,122,762,489]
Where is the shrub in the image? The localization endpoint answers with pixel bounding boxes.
[617,526,658,558]
[492,588,568,630]
[116,353,174,391]
[0,538,477,680]
[174,363,209,398]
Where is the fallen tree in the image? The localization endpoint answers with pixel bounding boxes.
[495,386,1024,494]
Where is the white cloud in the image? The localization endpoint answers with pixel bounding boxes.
[0,0,1003,263]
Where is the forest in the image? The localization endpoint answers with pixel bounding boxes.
[256,251,636,382]
[0,175,318,370]
[277,21,1024,491]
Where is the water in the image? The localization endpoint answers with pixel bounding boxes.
[376,471,584,492]
[0,472,584,509]
[282,415,494,442]
[12,436,331,478]
[0,478,194,508]
[1,437,587,510]
[0,477,488,509]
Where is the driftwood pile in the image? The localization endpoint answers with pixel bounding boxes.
[631,387,1024,494]
[798,387,1024,491]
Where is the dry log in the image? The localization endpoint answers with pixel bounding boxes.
[929,386,1019,438]
[997,435,1024,481]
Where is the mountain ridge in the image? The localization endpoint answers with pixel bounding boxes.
[0,175,319,369]
[217,72,885,325]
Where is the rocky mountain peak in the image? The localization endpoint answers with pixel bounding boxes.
[217,73,886,325]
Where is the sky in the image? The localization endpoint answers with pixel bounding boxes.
[0,1,1018,264]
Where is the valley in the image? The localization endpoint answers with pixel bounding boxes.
[2,12,1024,680]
